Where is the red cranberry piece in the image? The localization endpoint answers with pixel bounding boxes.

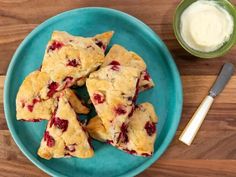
[123,148,136,155]
[142,70,151,81]
[111,65,120,71]
[66,59,79,67]
[95,40,106,51]
[144,121,156,136]
[27,98,40,112]
[109,60,120,71]
[50,117,68,132]
[109,60,120,66]
[93,92,105,104]
[47,82,59,97]
[44,131,55,147]
[141,153,151,157]
[115,106,127,116]
[48,40,64,52]
[117,123,128,143]
[65,143,76,152]
[27,105,34,112]
[32,98,40,104]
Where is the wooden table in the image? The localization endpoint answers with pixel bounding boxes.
[1,0,236,176]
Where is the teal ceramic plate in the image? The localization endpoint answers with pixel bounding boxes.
[4,8,183,177]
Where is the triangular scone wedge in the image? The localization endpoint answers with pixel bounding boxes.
[16,71,89,121]
[41,31,114,87]
[38,96,94,160]
[87,102,158,157]
[102,44,154,92]
[86,65,140,143]
[117,102,157,156]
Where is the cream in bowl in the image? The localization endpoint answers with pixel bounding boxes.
[180,0,234,52]
[173,0,236,58]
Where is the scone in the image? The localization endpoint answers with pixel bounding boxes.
[86,65,140,143]
[37,95,94,160]
[102,44,154,92]
[16,71,89,121]
[41,31,114,87]
[118,103,157,156]
[87,102,158,156]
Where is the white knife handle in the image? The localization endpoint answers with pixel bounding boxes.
[179,95,214,145]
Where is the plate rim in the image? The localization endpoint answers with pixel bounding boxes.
[4,7,183,177]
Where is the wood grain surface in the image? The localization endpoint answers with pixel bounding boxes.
[1,0,236,177]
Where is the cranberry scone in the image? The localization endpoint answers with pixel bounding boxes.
[41,31,114,87]
[117,102,157,156]
[16,71,89,121]
[38,96,94,160]
[87,102,158,156]
[86,65,140,144]
[102,44,154,92]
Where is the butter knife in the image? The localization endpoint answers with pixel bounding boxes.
[179,63,235,145]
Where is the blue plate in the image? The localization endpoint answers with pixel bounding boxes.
[4,7,183,177]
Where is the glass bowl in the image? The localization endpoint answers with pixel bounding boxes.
[173,0,236,58]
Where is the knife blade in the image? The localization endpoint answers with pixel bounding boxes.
[209,63,235,97]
